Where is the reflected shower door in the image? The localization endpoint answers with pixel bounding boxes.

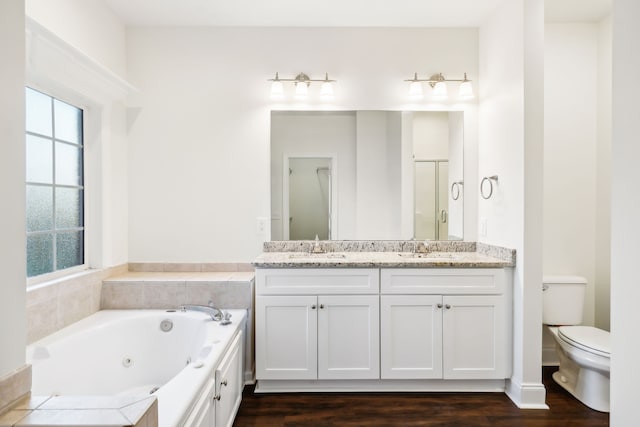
[438,161,449,239]
[414,160,448,240]
[288,157,331,240]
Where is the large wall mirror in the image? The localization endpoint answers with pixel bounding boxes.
[270,110,464,241]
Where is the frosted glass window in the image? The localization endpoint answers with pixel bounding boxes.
[55,142,83,186]
[26,135,53,184]
[26,88,52,137]
[27,234,54,277]
[26,88,84,278]
[26,185,53,232]
[55,188,83,229]
[54,99,82,144]
[56,231,83,270]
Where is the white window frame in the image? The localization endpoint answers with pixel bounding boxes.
[25,17,135,287]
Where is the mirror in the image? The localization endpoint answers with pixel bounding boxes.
[270,110,464,241]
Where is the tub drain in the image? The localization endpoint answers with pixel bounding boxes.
[122,357,133,368]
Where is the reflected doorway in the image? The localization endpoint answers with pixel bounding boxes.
[285,157,333,240]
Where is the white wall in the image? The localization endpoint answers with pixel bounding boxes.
[448,112,464,240]
[26,0,126,78]
[125,27,479,262]
[413,112,450,160]
[543,24,598,326]
[270,111,356,240]
[479,0,545,408]
[595,16,611,332]
[0,0,27,379]
[356,111,402,239]
[611,1,640,424]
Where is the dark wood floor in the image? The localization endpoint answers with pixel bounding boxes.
[233,367,609,426]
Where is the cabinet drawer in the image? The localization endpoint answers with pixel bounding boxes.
[256,268,379,295]
[381,268,508,295]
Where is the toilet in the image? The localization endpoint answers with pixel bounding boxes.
[542,276,610,412]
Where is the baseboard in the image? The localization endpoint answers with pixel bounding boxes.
[255,379,507,393]
[505,377,548,409]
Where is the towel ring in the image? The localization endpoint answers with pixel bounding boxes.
[480,175,498,200]
[451,181,463,201]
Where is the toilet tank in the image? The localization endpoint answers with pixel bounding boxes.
[542,276,587,325]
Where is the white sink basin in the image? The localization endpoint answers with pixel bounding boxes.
[288,252,347,259]
[397,252,460,259]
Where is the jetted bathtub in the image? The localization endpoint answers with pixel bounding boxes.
[27,309,246,427]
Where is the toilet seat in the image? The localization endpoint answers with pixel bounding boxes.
[558,326,610,358]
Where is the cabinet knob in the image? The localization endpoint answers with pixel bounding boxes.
[311,305,317,310]
[319,304,325,309]
[213,394,221,401]
[437,303,443,309]
[221,379,228,386]
[445,304,451,310]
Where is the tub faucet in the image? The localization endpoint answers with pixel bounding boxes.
[180,301,224,321]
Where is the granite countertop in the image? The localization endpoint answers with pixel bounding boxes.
[253,241,515,269]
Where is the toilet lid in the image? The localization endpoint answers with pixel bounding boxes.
[558,326,610,357]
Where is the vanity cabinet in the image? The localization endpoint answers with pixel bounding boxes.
[380,269,511,380]
[255,266,512,391]
[255,269,379,381]
[381,294,509,379]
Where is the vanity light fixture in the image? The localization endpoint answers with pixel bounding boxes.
[269,72,336,100]
[405,72,474,101]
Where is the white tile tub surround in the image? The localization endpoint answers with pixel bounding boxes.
[128,262,255,273]
[0,394,158,427]
[26,264,128,344]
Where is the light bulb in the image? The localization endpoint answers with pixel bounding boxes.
[432,81,448,100]
[408,81,423,99]
[270,80,284,99]
[458,80,474,100]
[295,82,308,98]
[320,81,334,98]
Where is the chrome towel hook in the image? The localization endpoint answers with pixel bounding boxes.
[451,181,463,201]
[480,175,499,199]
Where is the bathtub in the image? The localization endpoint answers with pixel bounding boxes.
[27,309,246,427]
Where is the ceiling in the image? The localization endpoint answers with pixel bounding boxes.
[103,0,611,28]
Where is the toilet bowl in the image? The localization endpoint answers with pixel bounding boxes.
[547,326,610,412]
[542,276,610,413]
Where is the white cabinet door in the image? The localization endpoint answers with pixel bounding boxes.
[380,295,443,379]
[183,379,214,427]
[215,332,243,427]
[256,295,318,380]
[317,295,380,379]
[442,295,509,379]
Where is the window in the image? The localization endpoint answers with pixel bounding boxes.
[25,87,85,278]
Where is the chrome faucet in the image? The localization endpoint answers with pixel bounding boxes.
[310,234,325,254]
[414,240,431,254]
[180,301,224,321]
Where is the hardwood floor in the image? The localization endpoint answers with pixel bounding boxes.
[233,367,609,426]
